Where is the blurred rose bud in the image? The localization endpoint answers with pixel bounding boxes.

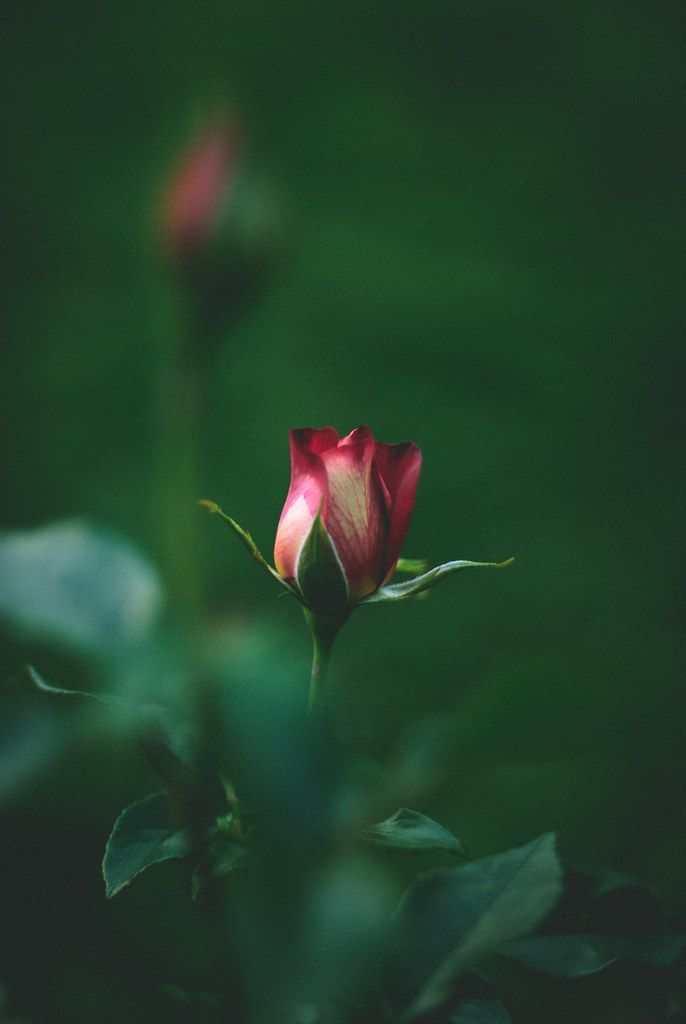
[161,119,240,260]
[159,115,281,333]
[274,426,422,613]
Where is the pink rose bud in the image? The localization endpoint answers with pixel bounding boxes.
[159,116,281,332]
[274,426,422,612]
[160,117,241,262]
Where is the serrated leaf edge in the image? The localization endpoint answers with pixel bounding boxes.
[102,792,193,899]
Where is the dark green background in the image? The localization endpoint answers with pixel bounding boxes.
[2,1,684,1021]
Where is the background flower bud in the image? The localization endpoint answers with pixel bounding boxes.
[274,426,422,608]
[159,114,282,333]
[161,118,241,262]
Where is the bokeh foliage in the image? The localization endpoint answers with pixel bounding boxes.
[1,1,684,1021]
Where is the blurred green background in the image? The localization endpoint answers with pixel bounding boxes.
[2,0,684,1021]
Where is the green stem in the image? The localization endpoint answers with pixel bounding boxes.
[155,292,209,627]
[304,609,345,715]
[308,629,334,715]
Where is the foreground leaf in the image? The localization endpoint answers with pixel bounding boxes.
[103,792,194,898]
[449,972,512,1023]
[0,519,162,656]
[23,664,130,711]
[359,558,514,604]
[22,665,190,755]
[498,932,686,978]
[365,809,467,857]
[389,833,562,1020]
[551,863,664,935]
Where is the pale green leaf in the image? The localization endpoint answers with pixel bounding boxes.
[0,519,162,656]
[359,557,515,604]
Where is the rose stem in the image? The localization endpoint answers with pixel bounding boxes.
[155,289,207,626]
[304,610,345,716]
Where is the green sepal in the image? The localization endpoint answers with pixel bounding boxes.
[102,792,194,898]
[359,557,515,604]
[296,510,348,614]
[365,808,467,857]
[199,500,303,602]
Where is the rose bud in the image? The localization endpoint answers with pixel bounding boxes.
[201,428,512,711]
[159,115,281,334]
[160,118,240,261]
[274,426,422,614]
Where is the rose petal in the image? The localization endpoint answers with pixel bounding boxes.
[338,425,374,447]
[320,434,388,599]
[374,442,422,580]
[273,430,336,578]
[291,426,340,454]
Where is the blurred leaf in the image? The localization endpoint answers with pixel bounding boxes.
[359,558,514,604]
[389,833,562,1020]
[102,792,194,898]
[191,835,248,902]
[449,997,511,1024]
[137,726,202,796]
[550,864,665,936]
[0,519,162,657]
[448,972,512,1023]
[0,703,64,803]
[21,665,192,758]
[22,663,129,711]
[498,932,686,978]
[365,808,467,857]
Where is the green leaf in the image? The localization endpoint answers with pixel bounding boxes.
[21,665,189,751]
[359,557,515,604]
[449,972,512,1023]
[22,663,127,711]
[498,932,686,978]
[0,519,162,656]
[557,863,663,934]
[199,500,303,602]
[296,511,348,612]
[102,792,194,898]
[365,808,467,857]
[449,995,512,1024]
[390,833,562,1020]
